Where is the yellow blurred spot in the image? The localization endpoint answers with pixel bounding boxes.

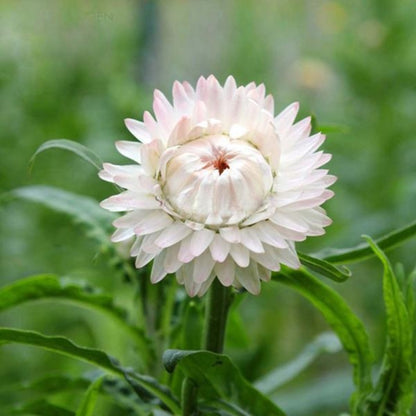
[293,58,333,91]
[358,20,386,49]
[318,1,348,34]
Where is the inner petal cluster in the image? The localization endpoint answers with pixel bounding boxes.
[160,134,273,227]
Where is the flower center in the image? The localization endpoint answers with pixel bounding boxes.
[161,134,273,227]
[212,155,230,175]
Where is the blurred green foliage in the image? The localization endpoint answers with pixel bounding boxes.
[1,0,416,415]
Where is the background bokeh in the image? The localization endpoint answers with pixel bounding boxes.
[1,0,416,415]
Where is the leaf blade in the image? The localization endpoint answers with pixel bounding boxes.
[298,252,351,282]
[163,349,287,416]
[0,327,180,414]
[316,220,416,265]
[75,376,104,416]
[30,139,103,171]
[6,185,116,246]
[363,236,414,415]
[0,274,154,366]
[254,332,342,394]
[273,268,373,414]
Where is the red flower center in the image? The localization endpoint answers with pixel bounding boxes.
[213,155,230,175]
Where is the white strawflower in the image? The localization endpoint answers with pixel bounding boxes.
[100,75,335,296]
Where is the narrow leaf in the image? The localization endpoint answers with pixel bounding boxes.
[30,139,103,171]
[7,185,115,244]
[0,274,154,365]
[163,349,287,416]
[316,220,416,265]
[298,252,351,282]
[0,327,180,415]
[255,332,342,394]
[76,376,104,416]
[9,399,75,416]
[363,236,414,415]
[273,268,373,414]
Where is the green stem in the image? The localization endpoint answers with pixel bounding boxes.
[204,278,232,353]
[181,279,232,415]
[181,378,198,416]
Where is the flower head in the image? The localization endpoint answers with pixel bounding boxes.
[100,75,335,296]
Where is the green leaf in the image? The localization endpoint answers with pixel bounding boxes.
[254,332,342,394]
[6,185,116,246]
[0,373,154,416]
[163,349,287,416]
[317,123,349,135]
[363,236,414,415]
[9,399,75,416]
[273,268,373,414]
[0,327,180,415]
[0,274,154,366]
[298,252,351,282]
[30,139,103,171]
[76,376,104,416]
[316,220,416,265]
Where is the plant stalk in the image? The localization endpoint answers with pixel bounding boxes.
[181,279,232,415]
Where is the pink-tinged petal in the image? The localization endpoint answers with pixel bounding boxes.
[101,192,160,212]
[113,210,145,228]
[99,163,143,183]
[134,211,173,235]
[195,274,216,297]
[274,102,299,135]
[164,243,183,273]
[283,117,312,148]
[172,81,193,113]
[124,118,152,143]
[195,76,208,97]
[269,212,309,233]
[189,228,215,257]
[140,140,162,176]
[253,221,288,248]
[193,250,215,283]
[167,117,192,147]
[177,263,201,297]
[111,227,135,242]
[263,94,274,114]
[219,226,241,244]
[224,76,237,98]
[257,264,271,282]
[229,124,248,139]
[100,191,160,212]
[178,233,196,263]
[229,244,250,268]
[209,234,231,262]
[266,223,306,242]
[153,93,175,134]
[281,134,325,165]
[112,175,142,192]
[150,251,168,283]
[135,250,157,268]
[240,227,264,253]
[154,221,192,248]
[277,190,334,211]
[214,257,235,286]
[130,236,144,256]
[140,231,164,254]
[274,246,301,269]
[115,141,142,164]
[235,262,261,294]
[250,245,282,271]
[143,111,166,141]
